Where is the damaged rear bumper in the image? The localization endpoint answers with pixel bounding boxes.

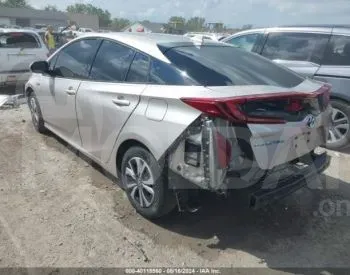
[249,151,330,210]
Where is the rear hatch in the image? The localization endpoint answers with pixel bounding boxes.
[163,44,332,170]
[204,79,332,169]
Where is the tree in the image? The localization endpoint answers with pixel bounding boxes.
[0,0,31,8]
[168,16,186,29]
[110,18,130,31]
[44,4,58,11]
[66,3,112,27]
[186,17,206,32]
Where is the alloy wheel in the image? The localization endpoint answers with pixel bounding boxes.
[30,97,39,126]
[328,107,350,144]
[124,157,155,208]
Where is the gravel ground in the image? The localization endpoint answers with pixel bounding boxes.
[1,105,350,273]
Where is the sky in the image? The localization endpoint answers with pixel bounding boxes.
[28,0,350,27]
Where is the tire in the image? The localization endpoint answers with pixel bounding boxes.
[121,146,176,219]
[326,100,350,150]
[27,91,46,133]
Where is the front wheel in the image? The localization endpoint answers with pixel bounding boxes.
[326,100,350,150]
[28,91,46,133]
[121,146,176,219]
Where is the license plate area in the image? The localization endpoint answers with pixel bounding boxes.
[292,130,318,154]
[6,75,16,84]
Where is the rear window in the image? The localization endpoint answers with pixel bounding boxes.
[323,35,350,66]
[0,32,40,48]
[163,45,304,87]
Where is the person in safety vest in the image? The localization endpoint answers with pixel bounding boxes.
[45,25,56,56]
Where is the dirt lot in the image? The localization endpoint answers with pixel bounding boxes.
[1,105,350,273]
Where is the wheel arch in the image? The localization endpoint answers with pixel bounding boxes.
[25,86,34,97]
[116,139,150,175]
[330,94,350,105]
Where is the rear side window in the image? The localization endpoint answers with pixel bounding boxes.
[164,45,303,87]
[53,39,100,79]
[125,52,150,83]
[0,32,40,48]
[226,33,261,51]
[323,35,350,66]
[90,40,135,82]
[149,58,195,85]
[262,32,329,64]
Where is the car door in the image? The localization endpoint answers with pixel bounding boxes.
[40,38,101,146]
[260,31,330,77]
[76,40,148,163]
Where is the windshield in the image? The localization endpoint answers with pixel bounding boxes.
[163,45,304,87]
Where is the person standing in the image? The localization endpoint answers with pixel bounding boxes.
[45,25,56,56]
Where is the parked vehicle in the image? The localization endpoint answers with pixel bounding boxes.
[223,25,350,149]
[184,32,220,41]
[0,29,48,94]
[26,33,331,219]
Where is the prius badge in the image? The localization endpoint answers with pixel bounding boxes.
[305,114,316,129]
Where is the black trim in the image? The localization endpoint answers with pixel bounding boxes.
[315,74,350,80]
[87,39,103,78]
[250,152,330,210]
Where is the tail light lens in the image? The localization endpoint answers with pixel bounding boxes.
[181,85,331,124]
[215,131,232,168]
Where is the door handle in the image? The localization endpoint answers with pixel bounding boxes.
[65,88,76,95]
[112,98,130,107]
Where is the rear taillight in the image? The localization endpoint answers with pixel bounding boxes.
[181,85,331,124]
[285,98,304,112]
[215,131,232,168]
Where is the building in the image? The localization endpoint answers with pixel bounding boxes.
[123,21,166,33]
[67,13,99,31]
[0,7,99,31]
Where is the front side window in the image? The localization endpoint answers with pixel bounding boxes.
[262,32,329,64]
[125,52,150,83]
[163,45,303,87]
[53,39,100,79]
[323,35,350,66]
[0,32,40,48]
[226,33,261,51]
[90,40,135,82]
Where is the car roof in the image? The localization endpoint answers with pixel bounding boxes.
[0,28,42,35]
[225,25,350,40]
[76,32,227,63]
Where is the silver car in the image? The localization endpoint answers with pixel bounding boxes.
[26,33,331,219]
[223,25,350,149]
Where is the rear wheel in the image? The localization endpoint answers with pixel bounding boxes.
[326,100,350,150]
[121,146,176,219]
[28,91,46,133]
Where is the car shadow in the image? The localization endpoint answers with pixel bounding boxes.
[152,175,350,269]
[42,130,350,269]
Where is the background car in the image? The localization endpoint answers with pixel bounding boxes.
[223,25,350,150]
[0,28,48,94]
[26,33,331,219]
[183,32,220,41]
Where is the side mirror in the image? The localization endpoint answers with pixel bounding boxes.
[30,61,49,74]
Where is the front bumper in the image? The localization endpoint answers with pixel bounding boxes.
[249,151,330,210]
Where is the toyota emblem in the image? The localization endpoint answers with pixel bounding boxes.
[305,115,316,129]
